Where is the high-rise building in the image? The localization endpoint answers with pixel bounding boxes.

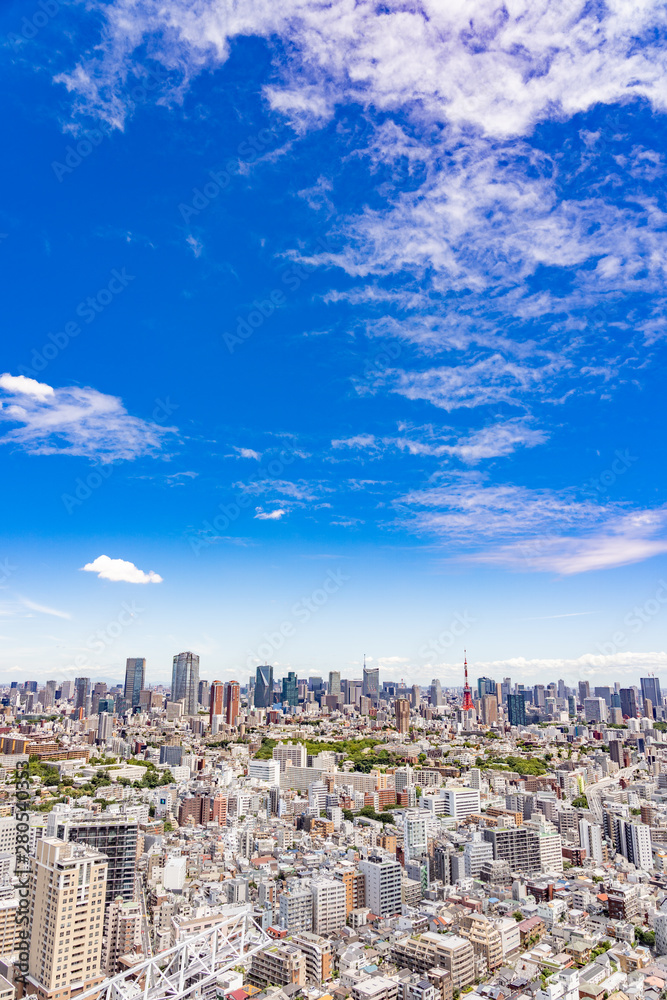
[311,878,347,935]
[362,664,379,704]
[254,664,274,708]
[47,809,138,903]
[507,693,526,727]
[198,679,210,709]
[124,658,146,708]
[282,671,298,707]
[411,684,420,708]
[578,680,590,704]
[404,810,428,860]
[359,855,402,918]
[579,819,604,863]
[224,680,240,724]
[328,671,341,697]
[171,651,200,716]
[74,677,90,712]
[209,680,224,724]
[616,819,652,870]
[609,740,623,766]
[620,688,639,719]
[395,698,410,733]
[28,838,108,1000]
[279,887,313,932]
[103,899,142,975]
[584,697,607,723]
[97,713,113,743]
[430,679,443,706]
[641,676,662,711]
[477,677,496,699]
[481,694,497,725]
[44,680,57,709]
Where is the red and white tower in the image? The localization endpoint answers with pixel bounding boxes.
[461,651,475,712]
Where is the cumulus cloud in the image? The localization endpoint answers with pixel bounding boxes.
[81,555,163,583]
[0,376,176,462]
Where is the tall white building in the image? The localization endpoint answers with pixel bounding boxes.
[579,819,604,864]
[359,856,402,918]
[279,887,313,933]
[404,810,428,861]
[617,820,652,870]
[311,878,347,935]
[584,697,607,723]
[655,912,667,955]
[272,743,307,770]
[464,832,493,876]
[248,760,280,785]
[524,815,563,873]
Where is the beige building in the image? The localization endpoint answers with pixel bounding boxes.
[0,897,20,959]
[249,942,306,988]
[391,932,475,990]
[460,913,503,973]
[28,837,108,1000]
[103,898,143,975]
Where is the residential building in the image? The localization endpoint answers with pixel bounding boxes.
[312,878,347,935]
[279,887,313,933]
[292,932,333,982]
[359,855,402,918]
[103,899,142,974]
[249,943,306,988]
[47,808,138,903]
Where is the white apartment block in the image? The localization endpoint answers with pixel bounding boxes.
[312,878,347,935]
[248,760,280,785]
[359,856,402,918]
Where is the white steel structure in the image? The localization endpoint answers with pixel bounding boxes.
[71,907,270,1000]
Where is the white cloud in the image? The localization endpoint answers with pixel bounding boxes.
[418,651,667,686]
[19,597,71,619]
[0,373,54,401]
[231,446,262,460]
[254,507,286,520]
[81,554,163,583]
[0,377,176,462]
[399,476,667,574]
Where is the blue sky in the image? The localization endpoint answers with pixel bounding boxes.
[2,0,667,689]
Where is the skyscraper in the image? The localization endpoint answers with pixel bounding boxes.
[620,687,639,719]
[362,664,379,704]
[74,676,90,712]
[123,657,146,708]
[395,698,410,733]
[641,676,662,711]
[578,680,590,704]
[411,684,420,708]
[328,671,341,696]
[254,664,274,708]
[210,680,224,724]
[477,676,496,698]
[430,679,443,706]
[28,838,108,1000]
[224,680,240,724]
[282,671,298,707]
[507,693,526,727]
[171,651,200,716]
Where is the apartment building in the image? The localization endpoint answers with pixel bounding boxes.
[28,838,108,1000]
[312,878,347,935]
[249,942,306,987]
[47,809,138,902]
[391,933,474,990]
[103,899,142,974]
[279,886,313,933]
[291,931,333,981]
[359,855,402,918]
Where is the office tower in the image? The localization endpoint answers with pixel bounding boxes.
[171,651,200,716]
[557,678,566,699]
[533,684,546,708]
[594,686,612,708]
[441,787,481,819]
[641,676,662,710]
[362,664,379,704]
[97,713,113,743]
[48,810,138,903]
[568,695,576,716]
[74,677,90,712]
[28,838,108,999]
[310,676,324,698]
[501,677,511,703]
[44,680,57,709]
[359,855,402,917]
[404,810,428,860]
[328,671,341,697]
[103,899,142,975]
[411,684,420,708]
[224,680,240,724]
[91,682,107,715]
[578,680,590,704]
[59,679,74,701]
[25,680,38,693]
[620,687,639,719]
[254,665,274,708]
[282,671,298,707]
[584,697,607,723]
[395,698,410,733]
[209,680,224,724]
[160,745,183,767]
[643,697,654,720]
[507,692,526,727]
[98,697,115,715]
[481,694,497,725]
[579,819,604,863]
[477,677,495,699]
[430,679,443,706]
[198,679,209,709]
[311,878,346,935]
[124,658,146,708]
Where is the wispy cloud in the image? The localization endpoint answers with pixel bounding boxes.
[19,597,71,620]
[0,374,176,462]
[254,507,286,520]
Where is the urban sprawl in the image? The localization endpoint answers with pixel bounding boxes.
[2,655,667,1000]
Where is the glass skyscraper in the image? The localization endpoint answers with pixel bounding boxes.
[171,651,200,716]
[124,657,146,708]
[254,664,274,708]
